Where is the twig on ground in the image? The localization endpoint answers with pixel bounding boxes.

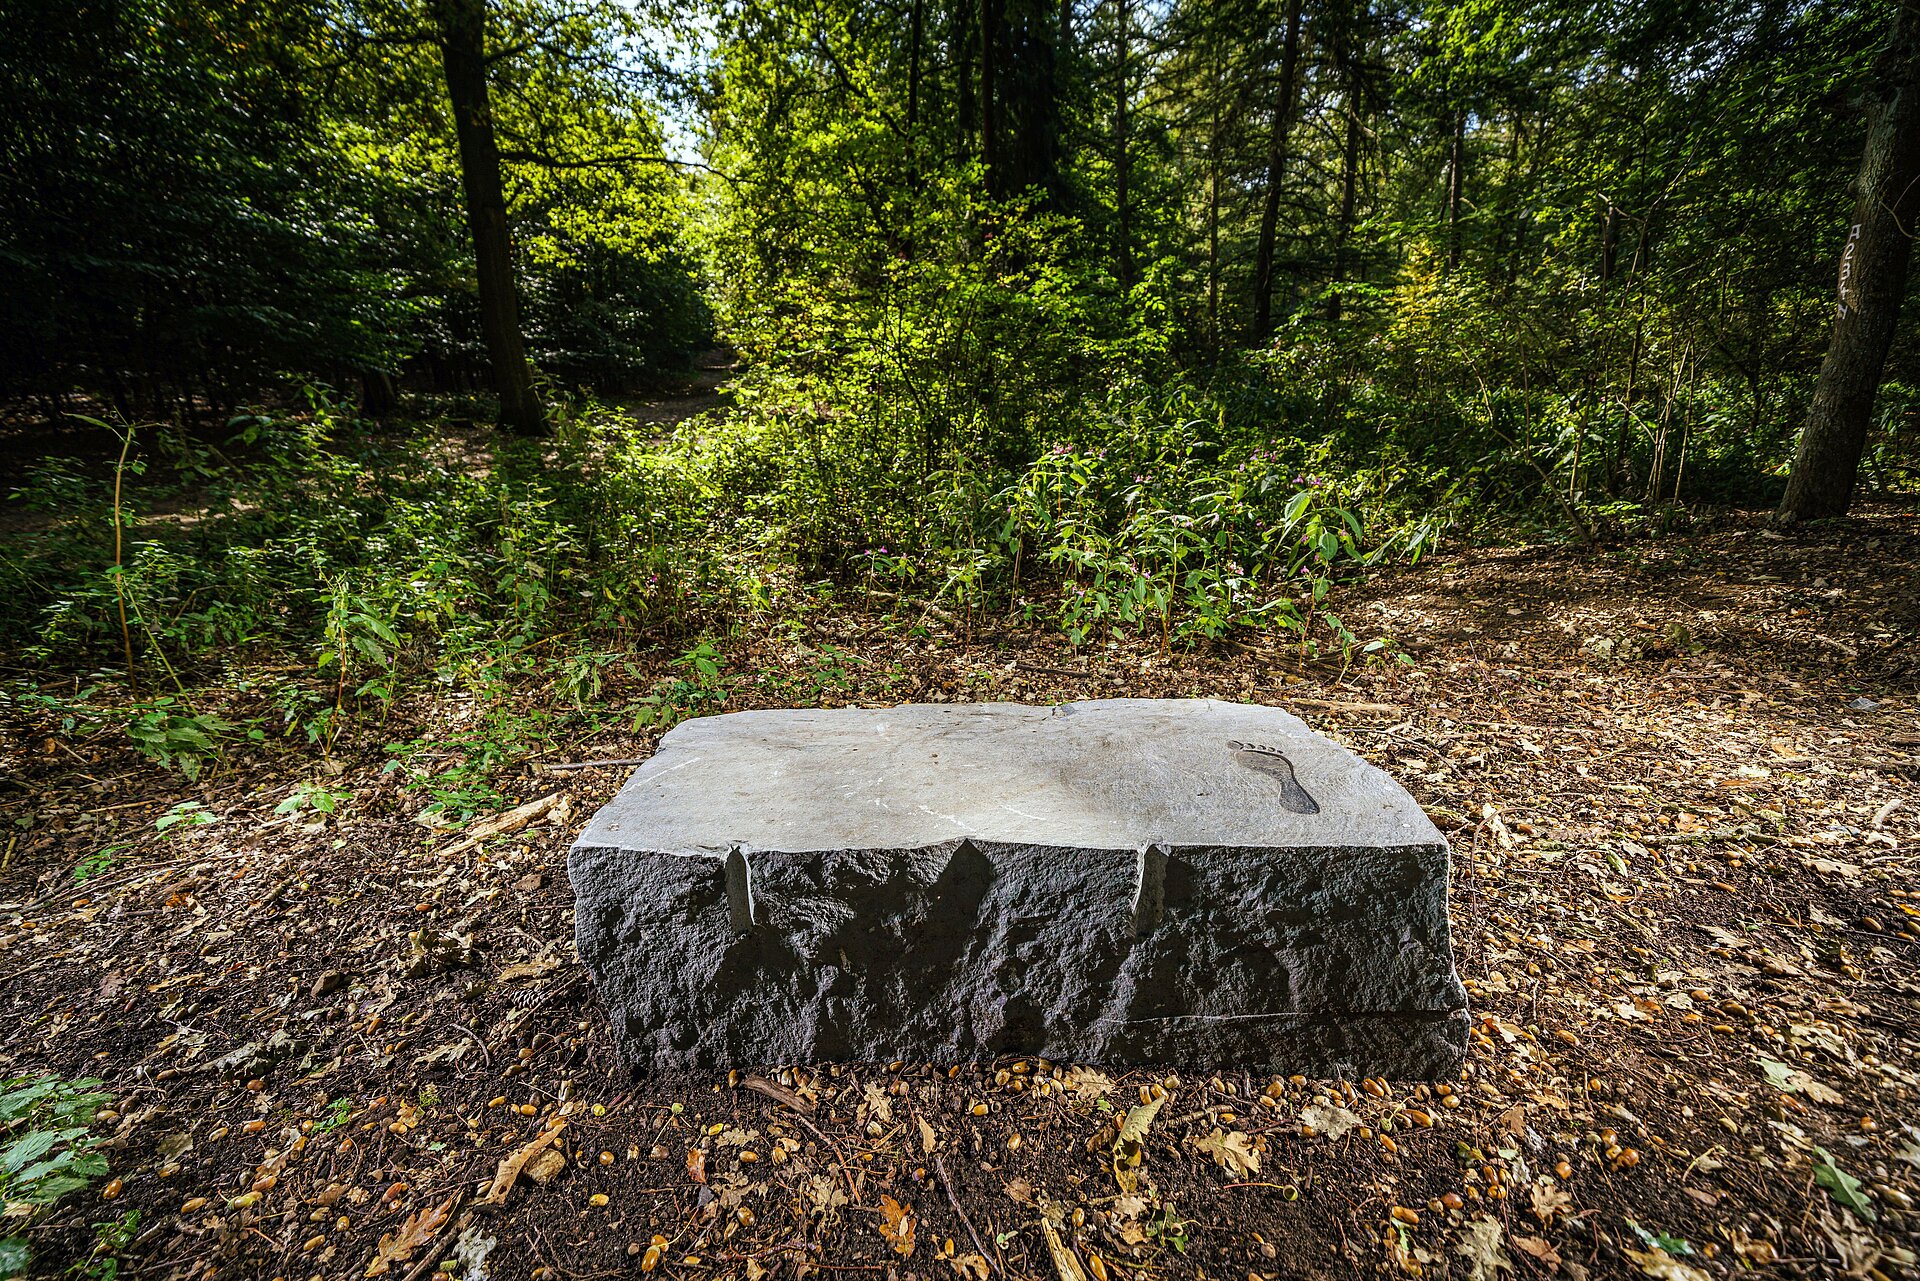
[739,1073,815,1115]
[934,1153,1002,1277]
[1285,696,1400,714]
[538,757,652,772]
[1015,661,1093,678]
[396,1199,470,1281]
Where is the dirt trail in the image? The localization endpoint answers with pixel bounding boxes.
[604,348,738,433]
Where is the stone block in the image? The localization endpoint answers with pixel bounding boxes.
[569,699,1468,1076]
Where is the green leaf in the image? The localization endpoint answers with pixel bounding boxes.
[20,1173,91,1203]
[0,1080,60,1122]
[1,1128,61,1173]
[1812,1147,1876,1221]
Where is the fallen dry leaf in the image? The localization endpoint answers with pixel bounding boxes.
[1529,1178,1573,1224]
[477,1121,567,1210]
[1623,1247,1709,1280]
[877,1194,915,1256]
[495,955,560,984]
[1300,1100,1360,1140]
[363,1195,454,1276]
[523,1147,565,1186]
[806,1173,848,1211]
[1456,1215,1513,1281]
[1063,1067,1115,1100]
[1039,1216,1092,1281]
[1512,1235,1561,1269]
[1758,1056,1844,1105]
[1191,1127,1260,1177]
[1111,1094,1165,1193]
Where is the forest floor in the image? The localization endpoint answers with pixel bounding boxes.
[4,426,1920,1278]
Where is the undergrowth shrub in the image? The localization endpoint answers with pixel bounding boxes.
[0,1074,113,1278]
[2,370,1458,789]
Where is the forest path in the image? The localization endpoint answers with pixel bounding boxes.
[601,347,738,434]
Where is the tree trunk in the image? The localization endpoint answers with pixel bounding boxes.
[908,0,925,130]
[434,0,544,436]
[1001,0,1062,201]
[1778,0,1920,522]
[1113,0,1132,294]
[980,0,1001,193]
[1329,86,1361,323]
[954,1,976,160]
[360,368,400,419]
[1445,107,1466,270]
[1252,0,1304,337]
[1208,91,1221,339]
[1600,201,1618,282]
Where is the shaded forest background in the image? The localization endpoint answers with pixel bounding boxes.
[1,0,1917,781]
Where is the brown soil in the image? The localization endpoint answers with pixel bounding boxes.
[3,495,1918,1279]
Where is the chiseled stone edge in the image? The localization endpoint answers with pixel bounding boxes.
[570,834,1470,1079]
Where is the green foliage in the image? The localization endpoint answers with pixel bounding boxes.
[313,1098,354,1133]
[74,845,130,884]
[125,702,245,782]
[0,1076,114,1278]
[3,0,1914,823]
[632,641,728,729]
[0,0,707,414]
[275,782,352,818]
[154,800,219,838]
[1812,1146,1877,1222]
[75,1210,141,1281]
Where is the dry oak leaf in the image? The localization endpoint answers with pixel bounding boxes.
[1512,1235,1561,1269]
[947,1254,991,1280]
[1623,1247,1710,1281]
[806,1172,848,1211]
[1191,1127,1260,1177]
[1299,1101,1360,1141]
[1064,1067,1116,1101]
[1109,1194,1152,1247]
[363,1195,454,1276]
[686,1146,708,1184]
[1529,1179,1573,1224]
[877,1194,916,1257]
[1456,1215,1514,1281]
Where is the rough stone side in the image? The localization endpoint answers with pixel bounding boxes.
[569,834,1468,1077]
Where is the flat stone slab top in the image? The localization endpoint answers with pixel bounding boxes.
[569,699,1468,1076]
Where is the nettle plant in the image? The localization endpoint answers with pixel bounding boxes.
[1000,432,1414,656]
[1,1075,113,1277]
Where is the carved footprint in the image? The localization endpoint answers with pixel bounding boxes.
[1226,740,1321,814]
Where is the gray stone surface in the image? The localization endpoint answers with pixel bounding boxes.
[569,699,1468,1076]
